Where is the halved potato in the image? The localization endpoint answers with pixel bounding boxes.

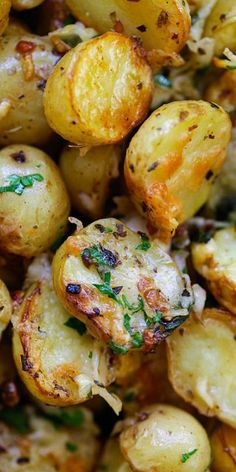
[119,404,211,472]
[204,0,236,56]
[167,308,236,428]
[0,404,100,472]
[12,257,120,412]
[125,100,231,242]
[52,218,194,353]
[211,422,236,472]
[59,144,121,220]
[0,0,11,35]
[191,226,236,315]
[65,0,191,54]
[44,32,153,146]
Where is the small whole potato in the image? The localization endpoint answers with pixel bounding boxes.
[205,70,236,114]
[211,422,236,472]
[125,100,231,241]
[0,0,11,35]
[0,33,60,147]
[52,218,194,353]
[65,0,191,54]
[119,404,211,472]
[44,32,153,146]
[204,0,236,56]
[0,145,70,258]
[12,0,45,10]
[59,144,121,220]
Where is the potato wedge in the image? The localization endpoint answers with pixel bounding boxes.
[44,32,153,146]
[65,0,191,54]
[52,218,194,353]
[0,279,12,339]
[192,226,236,315]
[0,0,11,35]
[204,0,236,56]
[211,422,236,472]
[0,404,100,472]
[119,404,211,472]
[0,33,60,146]
[125,100,231,241]
[59,144,121,220]
[12,257,120,411]
[12,0,45,10]
[0,145,70,258]
[167,308,236,428]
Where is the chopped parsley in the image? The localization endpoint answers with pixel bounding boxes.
[0,173,43,195]
[181,449,198,463]
[154,73,172,88]
[63,13,75,26]
[88,351,93,359]
[64,317,87,335]
[82,244,118,268]
[65,441,78,452]
[94,224,113,233]
[123,313,132,334]
[135,233,151,251]
[45,407,85,429]
[124,390,136,403]
[0,406,29,433]
[108,341,128,355]
[132,332,144,348]
[93,272,123,305]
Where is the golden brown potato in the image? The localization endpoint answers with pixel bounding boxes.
[59,145,121,220]
[52,218,194,353]
[119,404,211,472]
[205,70,236,113]
[211,422,236,472]
[167,308,236,428]
[124,100,231,242]
[204,0,236,56]
[65,0,191,54]
[0,404,100,472]
[0,0,11,35]
[12,0,45,10]
[192,226,236,315]
[44,32,153,146]
[0,33,60,147]
[0,145,70,258]
[12,256,121,412]
[0,279,12,339]
[96,438,131,472]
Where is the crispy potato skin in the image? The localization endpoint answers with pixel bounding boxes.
[59,145,121,220]
[211,423,236,472]
[0,279,12,338]
[44,32,153,146]
[52,218,193,352]
[204,0,236,56]
[12,277,116,406]
[65,0,190,54]
[119,404,211,472]
[125,100,231,241]
[167,309,236,428]
[205,71,236,113]
[12,0,45,10]
[0,0,11,35]
[0,145,70,258]
[192,227,236,315]
[0,34,59,147]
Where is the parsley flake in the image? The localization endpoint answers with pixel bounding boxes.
[0,173,43,196]
[135,233,151,251]
[108,341,128,355]
[64,317,87,335]
[181,449,198,463]
[0,406,29,434]
[123,313,132,334]
[132,332,143,348]
[65,441,78,452]
[93,272,123,305]
[88,351,93,359]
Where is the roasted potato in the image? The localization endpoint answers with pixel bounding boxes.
[12,256,121,412]
[192,226,236,315]
[211,422,236,472]
[119,404,211,472]
[12,0,45,10]
[96,437,131,472]
[124,100,231,241]
[0,0,11,35]
[0,404,100,471]
[205,70,236,114]
[204,0,236,56]
[44,32,153,146]
[52,218,194,353]
[0,33,60,147]
[59,144,121,220]
[167,308,236,428]
[0,145,70,258]
[65,0,191,54]
[0,279,12,339]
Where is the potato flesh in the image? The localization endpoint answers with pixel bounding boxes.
[167,309,236,428]
[65,0,190,53]
[119,404,211,472]
[125,100,231,241]
[52,218,193,352]
[204,0,236,56]
[44,32,153,145]
[192,227,236,314]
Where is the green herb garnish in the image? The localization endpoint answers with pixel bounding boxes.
[64,317,87,335]
[124,390,136,403]
[0,406,29,433]
[132,332,143,348]
[181,449,198,463]
[88,351,93,359]
[93,272,122,305]
[135,233,151,251]
[123,313,132,334]
[108,341,128,355]
[154,73,172,88]
[153,311,162,323]
[0,173,43,195]
[82,244,118,268]
[65,441,78,452]
[63,13,75,26]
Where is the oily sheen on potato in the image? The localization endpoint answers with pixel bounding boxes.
[44,32,153,146]
[52,218,194,353]
[125,100,232,241]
